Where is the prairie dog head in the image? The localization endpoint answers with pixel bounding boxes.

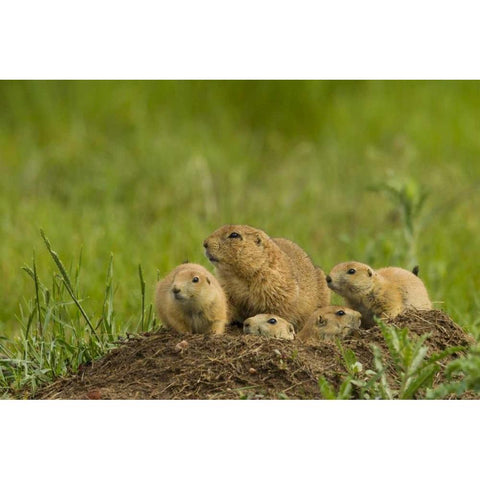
[203,225,272,275]
[170,264,218,305]
[243,314,295,340]
[326,261,376,297]
[297,306,362,341]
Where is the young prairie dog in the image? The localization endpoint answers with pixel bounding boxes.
[203,224,330,331]
[243,314,295,340]
[297,306,362,342]
[155,263,228,334]
[326,261,432,328]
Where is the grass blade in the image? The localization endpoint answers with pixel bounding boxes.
[138,264,145,332]
[40,229,100,342]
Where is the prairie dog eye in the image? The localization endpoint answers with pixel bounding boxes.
[192,276,200,283]
[347,268,356,274]
[228,232,241,239]
[267,318,277,325]
[336,310,346,316]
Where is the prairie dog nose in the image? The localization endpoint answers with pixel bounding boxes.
[203,240,208,249]
[172,286,181,294]
[326,275,332,283]
[243,320,251,328]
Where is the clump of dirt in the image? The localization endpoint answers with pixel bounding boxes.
[35,309,477,400]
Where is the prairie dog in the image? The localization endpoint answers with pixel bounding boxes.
[326,261,432,328]
[297,306,361,342]
[203,224,330,331]
[243,314,295,340]
[155,263,228,334]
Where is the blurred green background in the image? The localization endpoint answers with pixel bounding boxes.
[1,80,479,337]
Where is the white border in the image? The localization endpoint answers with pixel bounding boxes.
[1,1,480,79]
[1,400,478,479]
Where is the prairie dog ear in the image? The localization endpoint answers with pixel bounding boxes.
[206,276,211,285]
[288,323,295,334]
[367,268,373,277]
[255,234,262,245]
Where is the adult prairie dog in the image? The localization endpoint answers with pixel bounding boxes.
[203,224,330,331]
[326,261,432,328]
[155,263,228,334]
[243,314,295,340]
[297,306,361,342]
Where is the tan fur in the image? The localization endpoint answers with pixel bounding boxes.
[243,314,295,340]
[297,306,361,342]
[326,261,432,328]
[203,224,330,331]
[155,263,228,334]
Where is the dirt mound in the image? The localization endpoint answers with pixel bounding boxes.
[36,310,477,400]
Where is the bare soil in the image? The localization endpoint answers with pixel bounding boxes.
[35,309,477,400]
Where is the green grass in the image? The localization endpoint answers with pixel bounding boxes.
[319,319,465,400]
[1,80,480,395]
